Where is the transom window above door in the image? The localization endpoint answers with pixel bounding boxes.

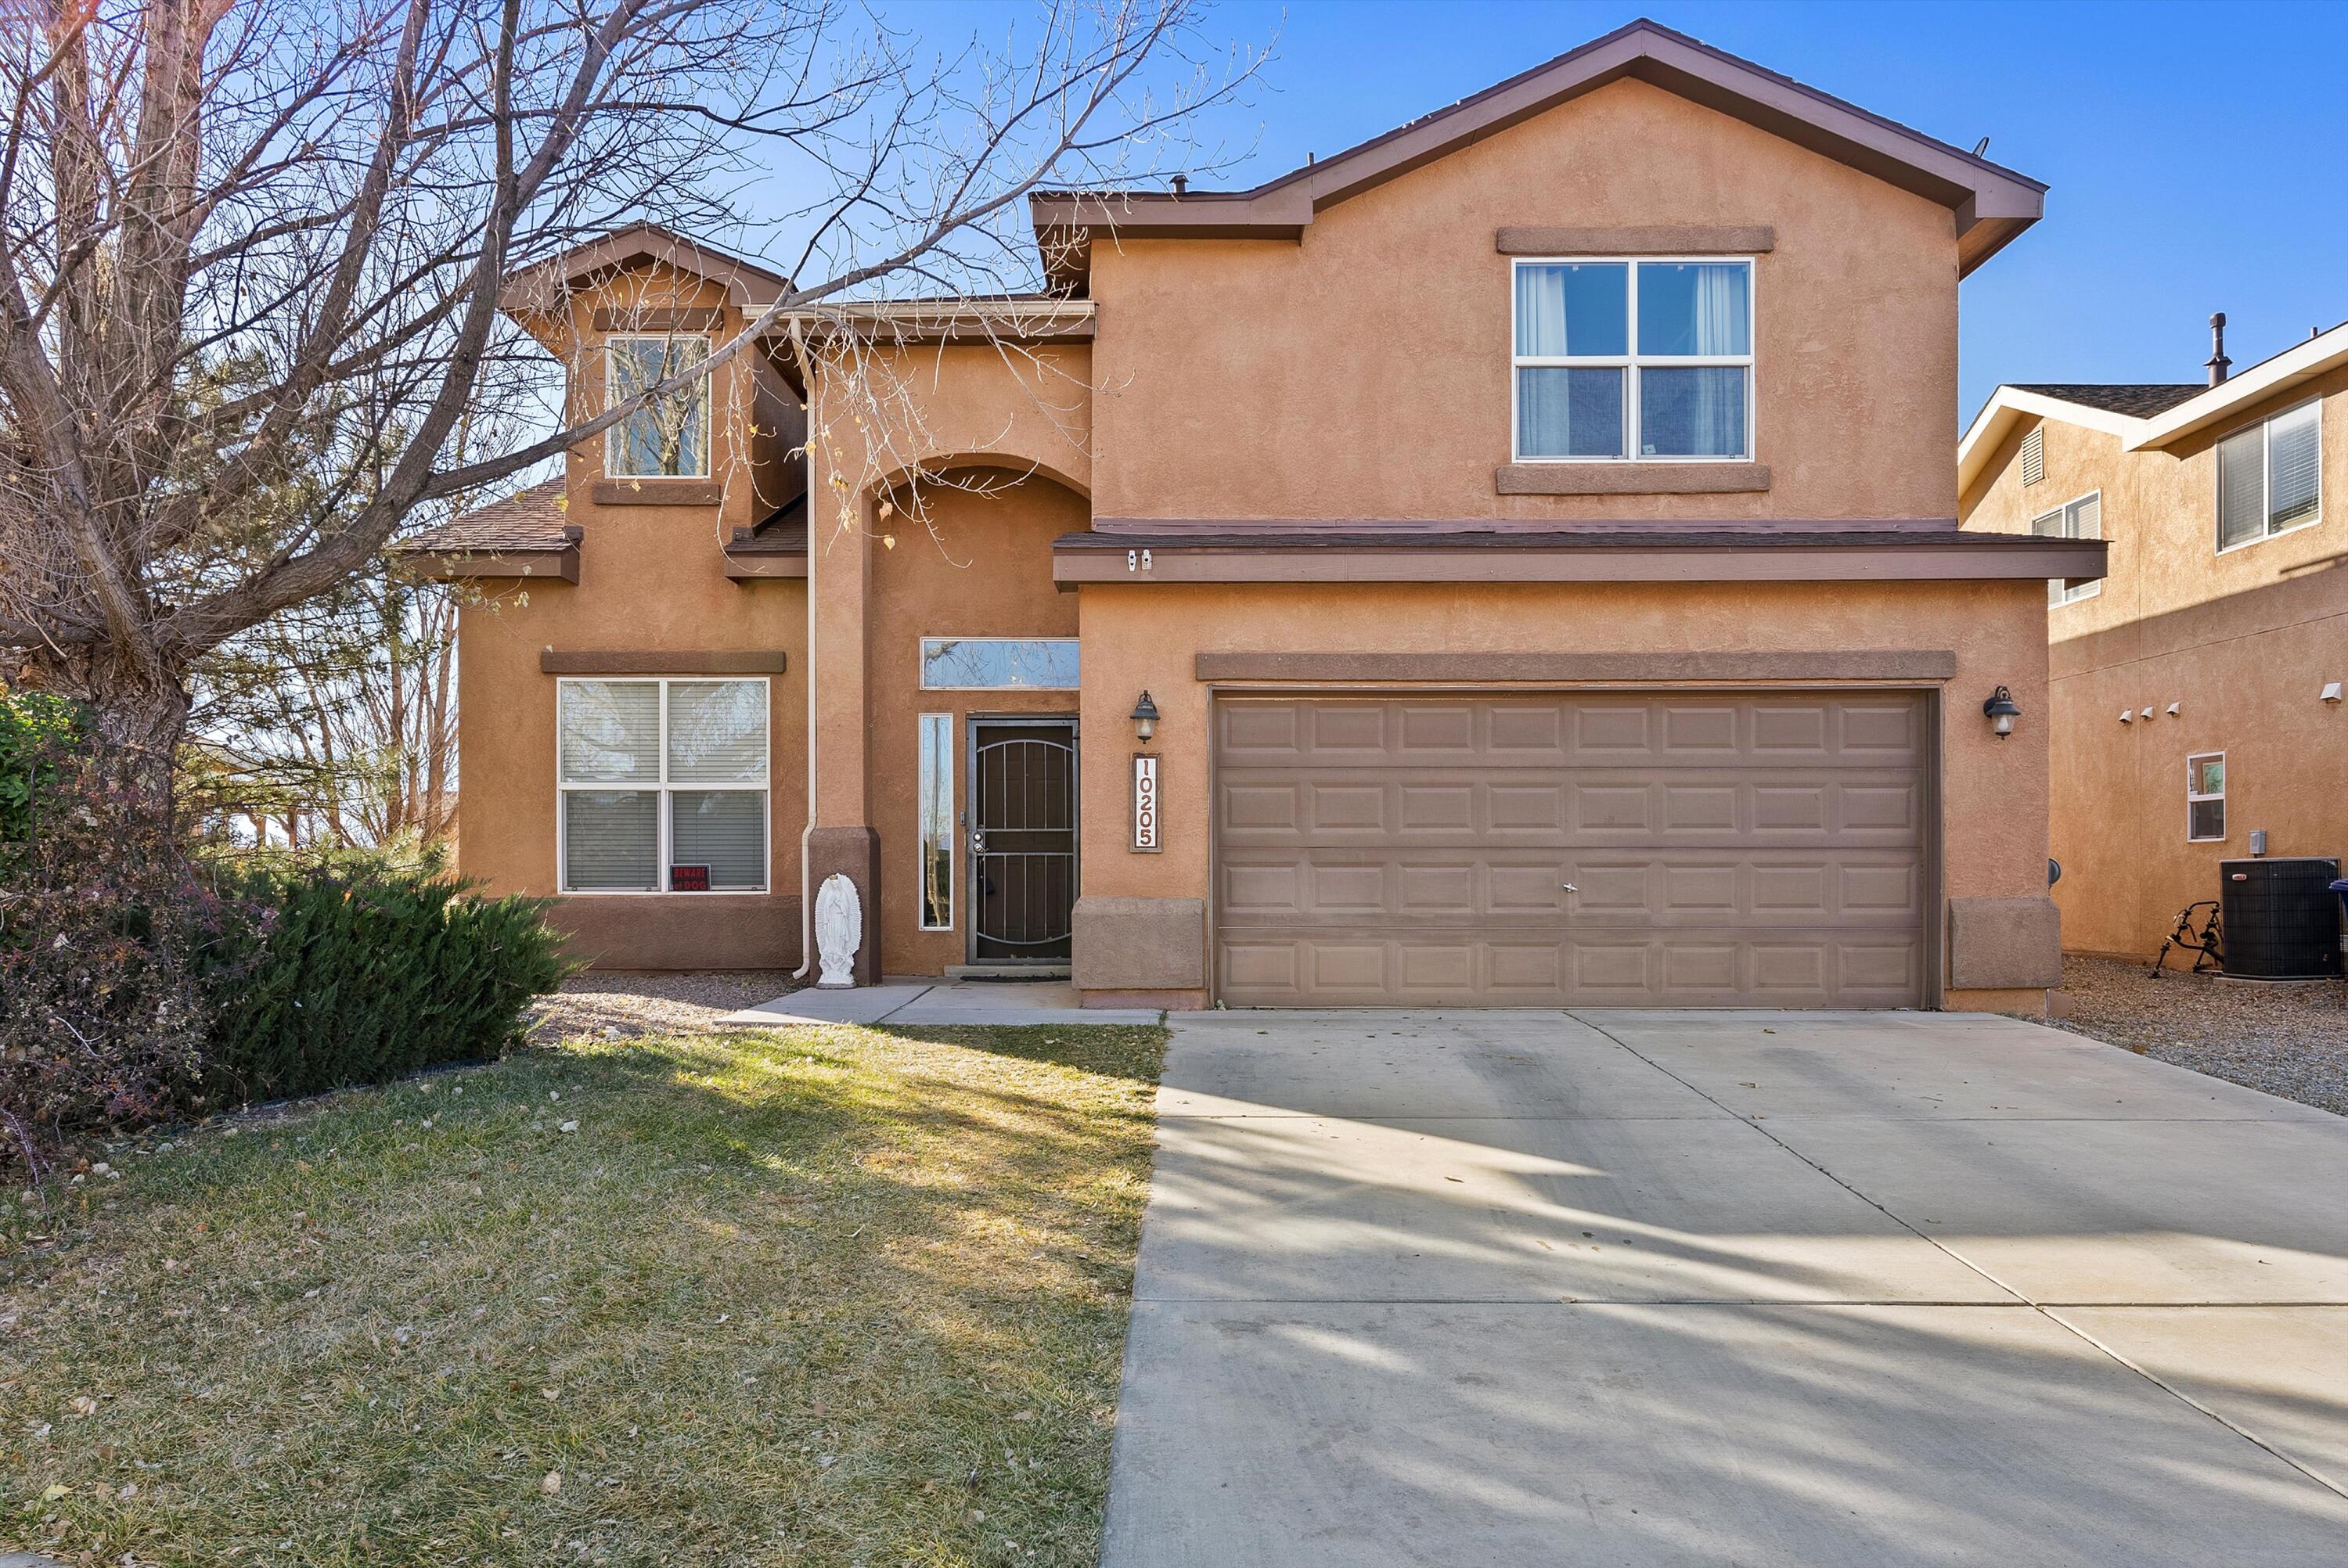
[1511,258,1754,462]
[919,638,1080,690]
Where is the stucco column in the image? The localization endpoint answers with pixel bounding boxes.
[806,486,881,984]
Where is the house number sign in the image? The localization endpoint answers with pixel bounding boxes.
[1131,753,1161,852]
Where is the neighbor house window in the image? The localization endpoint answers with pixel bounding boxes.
[558,678,767,891]
[1511,258,1753,461]
[605,334,711,478]
[918,638,1080,690]
[2031,491,2103,606]
[2217,400,2320,552]
[917,713,954,930]
[2186,752,2226,842]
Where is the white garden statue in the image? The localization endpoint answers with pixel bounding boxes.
[814,872,862,988]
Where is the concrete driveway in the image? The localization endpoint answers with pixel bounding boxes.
[1101,1010,2348,1566]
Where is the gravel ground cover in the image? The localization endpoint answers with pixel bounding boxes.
[2053,955,2348,1117]
[528,971,801,1040]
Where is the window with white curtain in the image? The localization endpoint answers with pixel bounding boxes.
[557,678,767,892]
[1511,258,1753,462]
[2217,400,2321,552]
[605,334,711,478]
[2030,491,2103,606]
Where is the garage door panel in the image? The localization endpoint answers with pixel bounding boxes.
[1214,693,1930,1007]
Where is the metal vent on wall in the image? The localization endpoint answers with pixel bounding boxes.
[2020,426,2045,487]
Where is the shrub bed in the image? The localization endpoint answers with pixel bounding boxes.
[0,689,571,1163]
[205,867,571,1104]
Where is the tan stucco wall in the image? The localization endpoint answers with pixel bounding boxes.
[804,343,1094,837]
[455,265,810,969]
[1087,76,1960,525]
[1072,578,2054,1009]
[862,471,1086,976]
[1962,372,2348,955]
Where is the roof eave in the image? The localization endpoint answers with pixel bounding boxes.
[1027,19,2044,280]
[1957,387,2143,493]
[2127,325,2348,451]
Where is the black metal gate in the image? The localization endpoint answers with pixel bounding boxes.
[969,721,1078,963]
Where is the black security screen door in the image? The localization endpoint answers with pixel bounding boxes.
[969,721,1078,963]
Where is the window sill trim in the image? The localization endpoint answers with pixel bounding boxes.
[1497,462,1770,496]
[2214,512,2323,557]
[592,479,722,507]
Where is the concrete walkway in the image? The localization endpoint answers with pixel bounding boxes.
[717,978,1161,1028]
[1104,1009,2348,1566]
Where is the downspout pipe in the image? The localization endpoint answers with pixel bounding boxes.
[790,317,817,980]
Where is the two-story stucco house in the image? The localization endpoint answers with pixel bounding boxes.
[1960,317,2348,958]
[404,20,2097,1012]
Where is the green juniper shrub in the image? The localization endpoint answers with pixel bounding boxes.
[203,865,572,1105]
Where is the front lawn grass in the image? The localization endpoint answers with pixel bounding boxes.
[0,1022,1167,1566]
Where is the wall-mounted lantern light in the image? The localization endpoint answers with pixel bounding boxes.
[1982,685,2022,739]
[1130,690,1160,746]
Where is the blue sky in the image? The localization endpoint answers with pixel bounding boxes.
[889,0,2348,426]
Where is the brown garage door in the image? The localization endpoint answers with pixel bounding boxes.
[1213,692,1930,1008]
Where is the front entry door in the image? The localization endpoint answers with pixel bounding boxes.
[969,719,1079,963]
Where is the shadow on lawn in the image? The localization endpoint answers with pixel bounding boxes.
[0,1020,1172,1568]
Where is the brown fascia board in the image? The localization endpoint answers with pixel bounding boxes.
[1028,19,2044,281]
[405,545,580,584]
[1195,649,1961,684]
[499,222,793,316]
[1049,529,2105,588]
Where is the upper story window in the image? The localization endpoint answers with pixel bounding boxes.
[2216,400,2320,552]
[606,334,711,479]
[2186,752,2226,843]
[2031,491,2102,606]
[1511,258,1753,462]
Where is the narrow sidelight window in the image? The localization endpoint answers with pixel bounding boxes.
[917,713,954,930]
[2030,491,2102,607]
[2186,752,2226,843]
[558,678,767,891]
[2217,400,2321,552]
[1511,258,1752,462]
[605,333,711,478]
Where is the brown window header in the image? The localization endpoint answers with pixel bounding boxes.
[1496,225,1774,256]
[539,650,787,675]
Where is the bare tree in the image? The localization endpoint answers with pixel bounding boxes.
[187,570,460,854]
[0,0,1255,804]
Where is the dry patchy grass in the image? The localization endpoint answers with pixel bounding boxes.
[0,1022,1166,1566]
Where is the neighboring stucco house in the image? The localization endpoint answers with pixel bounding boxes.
[1959,319,2348,958]
[404,19,2096,1012]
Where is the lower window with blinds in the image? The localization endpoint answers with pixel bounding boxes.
[556,677,769,892]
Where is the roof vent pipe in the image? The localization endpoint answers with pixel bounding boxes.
[2206,312,2231,386]
[1170,174,1188,195]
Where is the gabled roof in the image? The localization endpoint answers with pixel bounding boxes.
[2008,383,2203,419]
[499,222,793,315]
[1030,18,2045,288]
[1961,319,2348,492]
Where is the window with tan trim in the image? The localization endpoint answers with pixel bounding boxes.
[1511,258,1754,462]
[557,678,767,892]
[605,334,711,479]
